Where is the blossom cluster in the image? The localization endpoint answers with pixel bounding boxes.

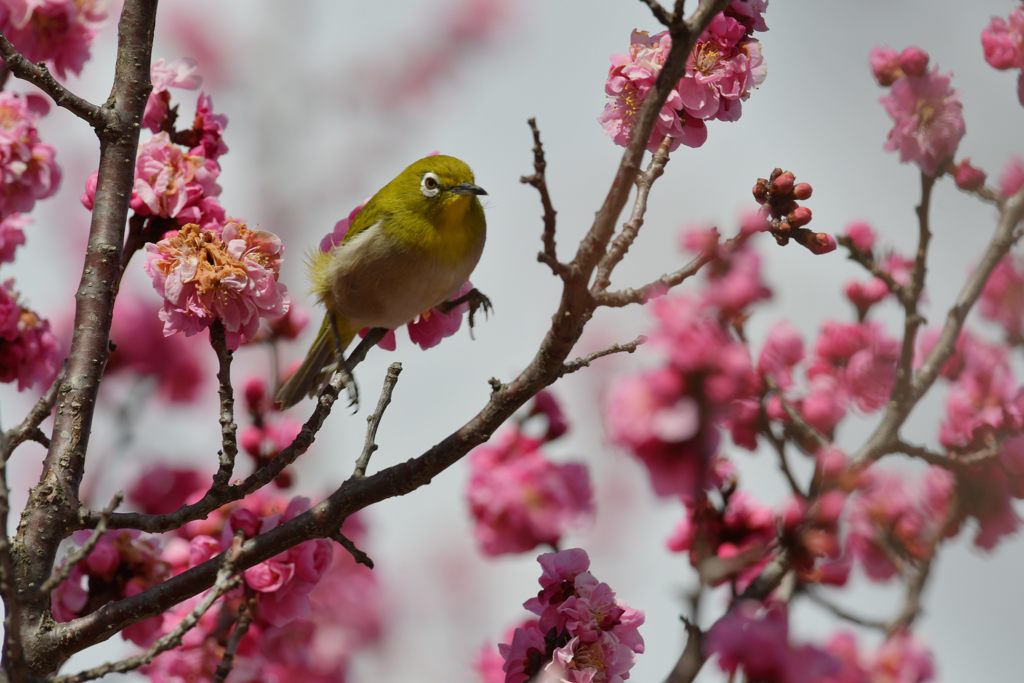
[598,0,768,152]
[871,46,965,177]
[239,374,304,488]
[0,0,108,78]
[467,391,592,556]
[0,279,58,390]
[483,549,644,683]
[54,471,383,681]
[320,200,476,350]
[982,5,1024,106]
[706,602,937,683]
[752,170,836,255]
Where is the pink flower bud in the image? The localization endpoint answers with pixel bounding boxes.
[230,508,262,538]
[788,206,812,228]
[793,182,813,200]
[240,425,263,457]
[869,46,902,86]
[752,178,769,203]
[898,46,930,77]
[244,377,267,413]
[843,221,876,252]
[805,232,837,255]
[770,171,795,196]
[953,158,987,191]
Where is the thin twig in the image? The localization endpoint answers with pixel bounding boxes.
[209,323,239,491]
[765,428,806,498]
[1,361,65,460]
[638,0,673,25]
[560,336,646,376]
[330,530,374,569]
[352,363,402,479]
[212,593,254,683]
[594,252,712,307]
[0,34,109,128]
[520,118,567,278]
[594,135,673,291]
[804,589,888,631]
[39,493,123,596]
[51,536,243,683]
[835,236,908,303]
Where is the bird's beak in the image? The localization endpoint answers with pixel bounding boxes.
[451,182,488,196]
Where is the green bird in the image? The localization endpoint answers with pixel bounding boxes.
[275,155,489,409]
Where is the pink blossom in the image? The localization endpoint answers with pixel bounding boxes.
[0,280,59,390]
[952,158,986,191]
[0,92,61,215]
[0,213,27,263]
[0,0,108,78]
[867,632,937,683]
[758,321,804,388]
[689,234,772,317]
[104,292,208,402]
[999,156,1024,198]
[980,253,1024,340]
[189,92,229,161]
[843,221,876,253]
[467,428,593,556]
[128,465,206,516]
[527,389,570,441]
[869,46,902,86]
[131,131,221,223]
[879,66,965,177]
[143,57,202,131]
[724,0,768,33]
[145,220,290,349]
[981,6,1024,101]
[898,46,929,77]
[499,620,549,683]
[808,320,898,412]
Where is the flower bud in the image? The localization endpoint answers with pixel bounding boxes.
[244,377,267,414]
[793,182,813,200]
[770,171,795,196]
[788,206,813,228]
[805,231,837,255]
[953,158,986,191]
[898,46,930,77]
[752,178,769,203]
[240,425,263,457]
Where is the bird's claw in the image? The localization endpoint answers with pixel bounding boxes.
[440,287,493,339]
[325,360,360,412]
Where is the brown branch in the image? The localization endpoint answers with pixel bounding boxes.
[212,594,254,683]
[639,0,674,26]
[352,363,402,479]
[1,362,65,460]
[330,530,374,569]
[560,335,646,376]
[520,118,567,278]
[594,135,673,291]
[84,368,351,532]
[210,323,239,491]
[593,251,712,307]
[51,537,244,683]
[853,187,1024,466]
[0,422,22,668]
[39,492,123,596]
[10,1,158,676]
[52,0,732,654]
[803,589,888,631]
[0,34,109,128]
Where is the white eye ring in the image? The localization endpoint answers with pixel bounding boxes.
[421,172,441,198]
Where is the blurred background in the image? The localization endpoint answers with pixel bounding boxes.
[3,0,1022,680]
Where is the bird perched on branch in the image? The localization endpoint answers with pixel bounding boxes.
[275,154,491,409]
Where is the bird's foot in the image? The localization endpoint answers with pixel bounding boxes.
[440,287,493,338]
[325,360,360,412]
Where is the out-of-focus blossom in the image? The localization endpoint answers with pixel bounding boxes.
[779,491,850,586]
[0,279,59,390]
[526,389,570,441]
[980,253,1024,341]
[128,464,206,516]
[0,0,108,78]
[497,549,644,683]
[103,292,207,402]
[0,92,61,216]
[953,158,987,191]
[847,467,953,581]
[467,428,592,556]
[143,57,202,132]
[878,61,965,177]
[145,221,289,349]
[0,213,27,264]
[999,156,1024,198]
[322,201,473,349]
[981,7,1024,105]
[825,631,937,683]
[808,321,898,413]
[130,132,222,224]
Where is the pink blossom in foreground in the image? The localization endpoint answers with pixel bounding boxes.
[131,132,222,224]
[999,156,1024,198]
[0,92,61,216]
[322,201,473,349]
[808,320,899,413]
[0,0,108,78]
[143,57,202,131]
[498,549,644,682]
[104,292,207,402]
[0,280,59,390]
[879,64,965,177]
[189,92,229,161]
[145,220,289,349]
[981,7,1024,105]
[0,213,27,264]
[467,428,593,556]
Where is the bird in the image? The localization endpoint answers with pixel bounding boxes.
[275,154,490,409]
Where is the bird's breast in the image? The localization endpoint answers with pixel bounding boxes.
[323,220,484,329]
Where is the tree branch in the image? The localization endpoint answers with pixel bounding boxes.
[1,362,65,460]
[209,323,239,491]
[560,336,646,376]
[352,363,402,479]
[520,118,567,278]
[594,135,673,291]
[39,492,122,596]
[593,251,712,307]
[0,34,109,129]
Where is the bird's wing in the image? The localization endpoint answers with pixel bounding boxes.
[342,199,387,245]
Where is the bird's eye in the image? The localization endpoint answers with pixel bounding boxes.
[420,172,441,197]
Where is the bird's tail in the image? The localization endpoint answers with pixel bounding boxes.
[275,313,356,409]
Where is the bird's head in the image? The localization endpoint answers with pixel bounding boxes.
[388,155,487,222]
